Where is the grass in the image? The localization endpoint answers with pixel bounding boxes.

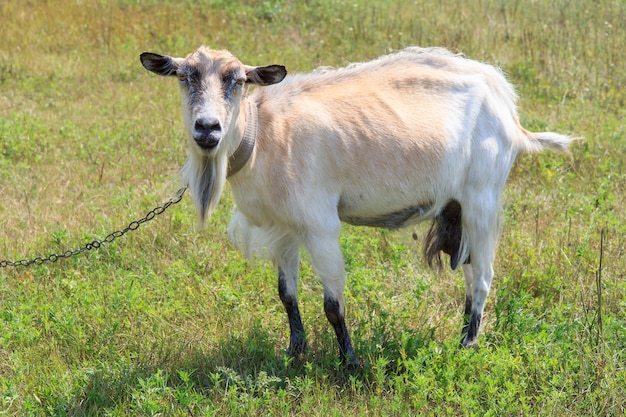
[1,0,625,415]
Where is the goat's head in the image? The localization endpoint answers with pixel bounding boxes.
[140,46,286,224]
[140,46,286,155]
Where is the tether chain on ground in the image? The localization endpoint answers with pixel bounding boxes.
[0,187,187,268]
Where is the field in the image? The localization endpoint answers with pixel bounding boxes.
[1,0,625,415]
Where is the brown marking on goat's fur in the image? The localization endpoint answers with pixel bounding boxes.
[248,63,457,221]
[181,48,242,76]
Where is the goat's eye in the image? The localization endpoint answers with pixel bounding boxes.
[177,73,187,82]
[225,73,245,89]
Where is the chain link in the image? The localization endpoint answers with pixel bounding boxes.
[0,187,187,268]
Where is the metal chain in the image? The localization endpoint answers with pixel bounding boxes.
[0,187,187,268]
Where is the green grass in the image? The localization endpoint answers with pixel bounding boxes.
[1,0,625,415]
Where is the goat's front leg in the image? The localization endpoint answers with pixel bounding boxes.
[278,268,306,356]
[305,232,360,369]
[323,291,359,367]
[277,244,306,357]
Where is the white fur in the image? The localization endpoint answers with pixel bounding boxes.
[149,46,574,352]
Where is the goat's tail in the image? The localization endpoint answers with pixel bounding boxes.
[519,130,577,154]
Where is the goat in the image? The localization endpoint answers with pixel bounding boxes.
[140,46,573,368]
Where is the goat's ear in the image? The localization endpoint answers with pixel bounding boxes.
[245,65,287,86]
[140,52,180,76]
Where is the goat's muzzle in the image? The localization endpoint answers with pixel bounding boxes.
[193,117,222,149]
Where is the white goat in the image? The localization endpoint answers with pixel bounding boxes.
[140,46,573,367]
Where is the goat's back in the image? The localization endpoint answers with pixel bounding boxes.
[236,47,572,231]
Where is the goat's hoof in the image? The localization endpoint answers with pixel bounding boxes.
[346,360,362,373]
[282,345,307,369]
[460,336,480,349]
[342,354,362,373]
[285,340,307,358]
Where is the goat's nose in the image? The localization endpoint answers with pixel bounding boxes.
[194,117,220,133]
[193,117,222,149]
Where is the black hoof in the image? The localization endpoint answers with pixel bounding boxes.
[342,352,362,372]
[286,339,307,358]
[460,335,480,349]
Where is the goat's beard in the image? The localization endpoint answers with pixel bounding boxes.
[181,145,229,226]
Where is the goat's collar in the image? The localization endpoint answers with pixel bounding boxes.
[227,99,257,178]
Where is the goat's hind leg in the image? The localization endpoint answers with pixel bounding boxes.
[460,195,499,347]
[424,200,475,342]
[277,241,307,357]
[461,264,474,339]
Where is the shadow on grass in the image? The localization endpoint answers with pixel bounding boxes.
[62,324,284,414]
[61,320,437,415]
